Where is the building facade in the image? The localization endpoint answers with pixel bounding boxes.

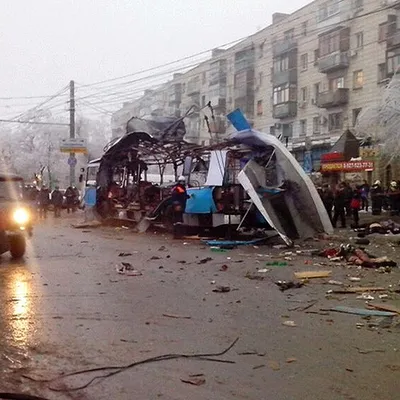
[112,0,400,172]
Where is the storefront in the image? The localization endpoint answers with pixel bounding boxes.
[319,130,366,183]
[292,145,331,174]
[320,158,374,183]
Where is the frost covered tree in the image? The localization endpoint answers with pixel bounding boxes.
[0,111,110,187]
[355,73,400,162]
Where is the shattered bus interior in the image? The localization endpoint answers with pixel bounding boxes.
[94,115,332,245]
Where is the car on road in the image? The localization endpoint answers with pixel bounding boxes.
[0,173,32,259]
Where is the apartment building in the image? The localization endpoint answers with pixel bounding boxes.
[112,0,400,171]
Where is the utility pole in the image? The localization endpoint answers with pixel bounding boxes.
[69,80,76,186]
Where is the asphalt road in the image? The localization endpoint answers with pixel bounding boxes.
[0,214,399,400]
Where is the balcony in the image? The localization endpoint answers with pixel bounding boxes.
[273,102,297,119]
[210,97,226,111]
[318,51,349,73]
[387,31,400,49]
[272,38,297,57]
[272,69,297,87]
[317,88,349,108]
[187,78,200,96]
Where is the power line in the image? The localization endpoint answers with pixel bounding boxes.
[73,0,390,109]
[0,119,69,126]
[9,85,69,122]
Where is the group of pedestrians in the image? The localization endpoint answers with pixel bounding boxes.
[318,180,371,229]
[31,185,80,219]
[318,179,400,229]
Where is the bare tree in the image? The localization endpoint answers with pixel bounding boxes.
[355,73,400,163]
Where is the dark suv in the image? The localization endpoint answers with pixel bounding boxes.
[0,173,32,259]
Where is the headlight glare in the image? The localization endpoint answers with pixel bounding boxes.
[13,208,29,225]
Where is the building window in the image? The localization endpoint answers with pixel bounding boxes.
[387,54,400,75]
[257,100,263,116]
[329,77,345,90]
[352,108,362,126]
[273,56,289,72]
[300,119,307,136]
[302,21,308,36]
[353,70,364,88]
[355,32,363,48]
[273,85,289,104]
[378,63,387,81]
[284,29,294,39]
[313,116,321,133]
[300,87,308,102]
[201,95,206,107]
[314,49,319,62]
[317,0,339,22]
[300,53,308,70]
[314,82,321,100]
[258,72,263,86]
[202,72,206,85]
[319,30,341,56]
[328,112,343,130]
[273,84,296,104]
[379,23,388,42]
[259,41,265,59]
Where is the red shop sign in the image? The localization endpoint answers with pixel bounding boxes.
[321,161,374,172]
[321,152,344,163]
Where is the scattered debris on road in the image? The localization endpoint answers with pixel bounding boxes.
[355,347,385,354]
[245,272,265,281]
[275,281,304,292]
[327,280,344,286]
[198,257,213,264]
[367,303,400,315]
[294,270,332,279]
[24,338,239,392]
[325,306,397,317]
[116,262,143,276]
[268,360,280,371]
[118,252,133,257]
[212,285,231,293]
[282,320,297,327]
[181,377,206,386]
[162,313,192,320]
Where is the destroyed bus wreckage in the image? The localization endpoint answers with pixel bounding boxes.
[93,115,332,246]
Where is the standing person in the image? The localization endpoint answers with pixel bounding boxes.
[72,186,80,211]
[171,176,190,225]
[332,183,347,229]
[51,186,64,218]
[65,186,75,214]
[37,185,50,219]
[371,180,383,215]
[343,182,353,217]
[388,181,400,215]
[170,175,191,238]
[321,184,334,222]
[350,187,362,227]
[360,180,370,211]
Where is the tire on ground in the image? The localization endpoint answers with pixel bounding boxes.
[9,234,26,259]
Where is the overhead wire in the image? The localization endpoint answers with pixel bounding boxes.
[75,0,356,91]
[8,84,69,121]
[73,0,393,114]
[0,0,393,122]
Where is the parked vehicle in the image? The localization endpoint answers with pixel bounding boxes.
[0,173,33,258]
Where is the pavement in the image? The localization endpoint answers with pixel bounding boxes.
[0,212,399,400]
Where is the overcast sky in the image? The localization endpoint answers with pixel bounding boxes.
[0,0,309,114]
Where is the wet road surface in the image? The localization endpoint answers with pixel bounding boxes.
[0,215,399,399]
